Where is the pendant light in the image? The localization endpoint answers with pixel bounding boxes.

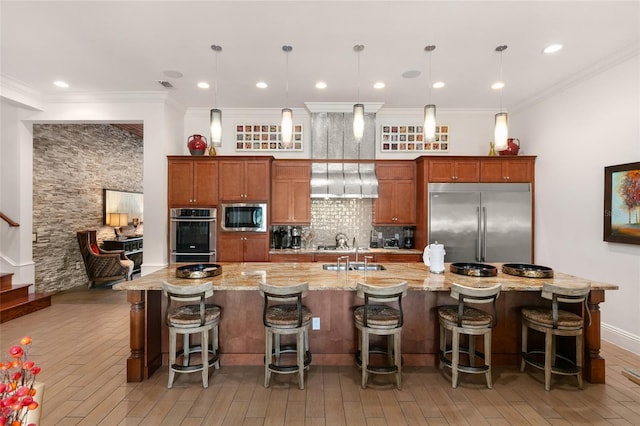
[281,45,293,148]
[424,45,437,143]
[353,44,365,143]
[209,44,223,147]
[493,45,508,151]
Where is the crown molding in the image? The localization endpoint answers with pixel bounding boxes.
[0,74,44,111]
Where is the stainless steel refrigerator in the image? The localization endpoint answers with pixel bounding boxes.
[428,183,532,263]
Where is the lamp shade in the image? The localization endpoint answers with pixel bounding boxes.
[494,112,508,150]
[108,213,128,227]
[281,108,293,148]
[423,104,436,143]
[353,103,364,142]
[210,108,222,147]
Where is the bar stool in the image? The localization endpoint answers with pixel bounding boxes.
[521,283,591,391]
[162,281,221,388]
[438,283,501,389]
[354,281,408,389]
[259,282,312,390]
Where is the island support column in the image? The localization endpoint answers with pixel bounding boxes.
[127,290,163,382]
[584,289,606,383]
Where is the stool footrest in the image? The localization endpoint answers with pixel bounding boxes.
[439,348,490,373]
[522,350,581,375]
[171,345,219,372]
[268,344,312,373]
[355,349,403,374]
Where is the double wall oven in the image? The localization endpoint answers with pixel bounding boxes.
[170,208,216,263]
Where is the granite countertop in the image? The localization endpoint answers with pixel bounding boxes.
[268,248,422,255]
[114,262,619,292]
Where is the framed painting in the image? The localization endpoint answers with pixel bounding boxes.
[604,161,640,244]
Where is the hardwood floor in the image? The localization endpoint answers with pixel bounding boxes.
[1,286,639,425]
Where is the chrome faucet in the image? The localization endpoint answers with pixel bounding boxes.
[353,237,359,264]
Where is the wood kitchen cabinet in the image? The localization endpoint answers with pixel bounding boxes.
[271,161,311,224]
[373,161,416,225]
[217,233,269,262]
[167,157,218,207]
[428,158,480,182]
[218,157,271,201]
[373,253,422,263]
[480,157,534,182]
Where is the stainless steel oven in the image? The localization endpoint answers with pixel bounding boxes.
[170,208,216,263]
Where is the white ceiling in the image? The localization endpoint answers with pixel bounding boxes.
[1,1,639,111]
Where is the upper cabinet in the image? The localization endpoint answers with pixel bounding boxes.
[480,158,534,182]
[167,157,218,207]
[428,158,480,182]
[271,161,311,224]
[373,161,416,225]
[218,157,272,201]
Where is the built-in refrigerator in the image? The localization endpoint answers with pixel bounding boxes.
[428,183,532,263]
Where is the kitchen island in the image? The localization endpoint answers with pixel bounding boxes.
[114,262,617,383]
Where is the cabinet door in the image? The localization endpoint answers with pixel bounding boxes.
[428,159,479,182]
[479,160,504,182]
[270,180,291,223]
[394,180,416,224]
[503,159,533,182]
[218,161,245,201]
[245,160,270,200]
[291,180,311,223]
[373,180,396,224]
[243,234,269,261]
[168,160,194,206]
[193,161,218,205]
[374,253,421,262]
[217,233,244,261]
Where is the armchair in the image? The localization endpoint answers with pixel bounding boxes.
[77,230,133,288]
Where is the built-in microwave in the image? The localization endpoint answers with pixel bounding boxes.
[220,203,267,232]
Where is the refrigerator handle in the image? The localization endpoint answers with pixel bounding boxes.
[482,206,488,262]
[476,207,482,262]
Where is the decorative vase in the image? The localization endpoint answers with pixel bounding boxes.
[187,135,208,156]
[25,382,45,425]
[488,141,497,156]
[208,145,217,156]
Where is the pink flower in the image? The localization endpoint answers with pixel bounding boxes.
[7,346,23,359]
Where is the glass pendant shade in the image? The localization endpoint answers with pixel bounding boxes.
[423,104,437,143]
[494,112,509,150]
[353,103,364,142]
[281,108,293,148]
[210,108,222,147]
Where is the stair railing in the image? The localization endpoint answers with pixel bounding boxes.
[0,212,20,227]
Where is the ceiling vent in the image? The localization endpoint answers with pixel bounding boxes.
[156,80,174,88]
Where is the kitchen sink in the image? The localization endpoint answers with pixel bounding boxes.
[322,263,386,271]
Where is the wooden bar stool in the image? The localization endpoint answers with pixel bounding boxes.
[354,281,408,389]
[259,282,312,390]
[521,283,591,391]
[162,281,221,388]
[438,283,501,389]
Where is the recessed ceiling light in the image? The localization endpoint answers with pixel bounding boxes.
[315,81,327,89]
[543,44,563,54]
[433,81,445,89]
[373,82,385,89]
[256,81,268,89]
[491,81,505,90]
[402,70,421,79]
[53,80,69,88]
[197,82,210,89]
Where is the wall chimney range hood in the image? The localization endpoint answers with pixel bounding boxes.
[310,162,378,199]
[306,103,384,199]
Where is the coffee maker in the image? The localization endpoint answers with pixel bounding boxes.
[291,226,302,249]
[403,226,415,249]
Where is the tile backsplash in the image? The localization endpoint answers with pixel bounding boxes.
[270,199,416,249]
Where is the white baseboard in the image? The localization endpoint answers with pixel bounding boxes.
[602,322,640,355]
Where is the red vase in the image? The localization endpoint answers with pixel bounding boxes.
[187,135,208,155]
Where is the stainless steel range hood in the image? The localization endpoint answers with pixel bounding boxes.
[310,162,378,199]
